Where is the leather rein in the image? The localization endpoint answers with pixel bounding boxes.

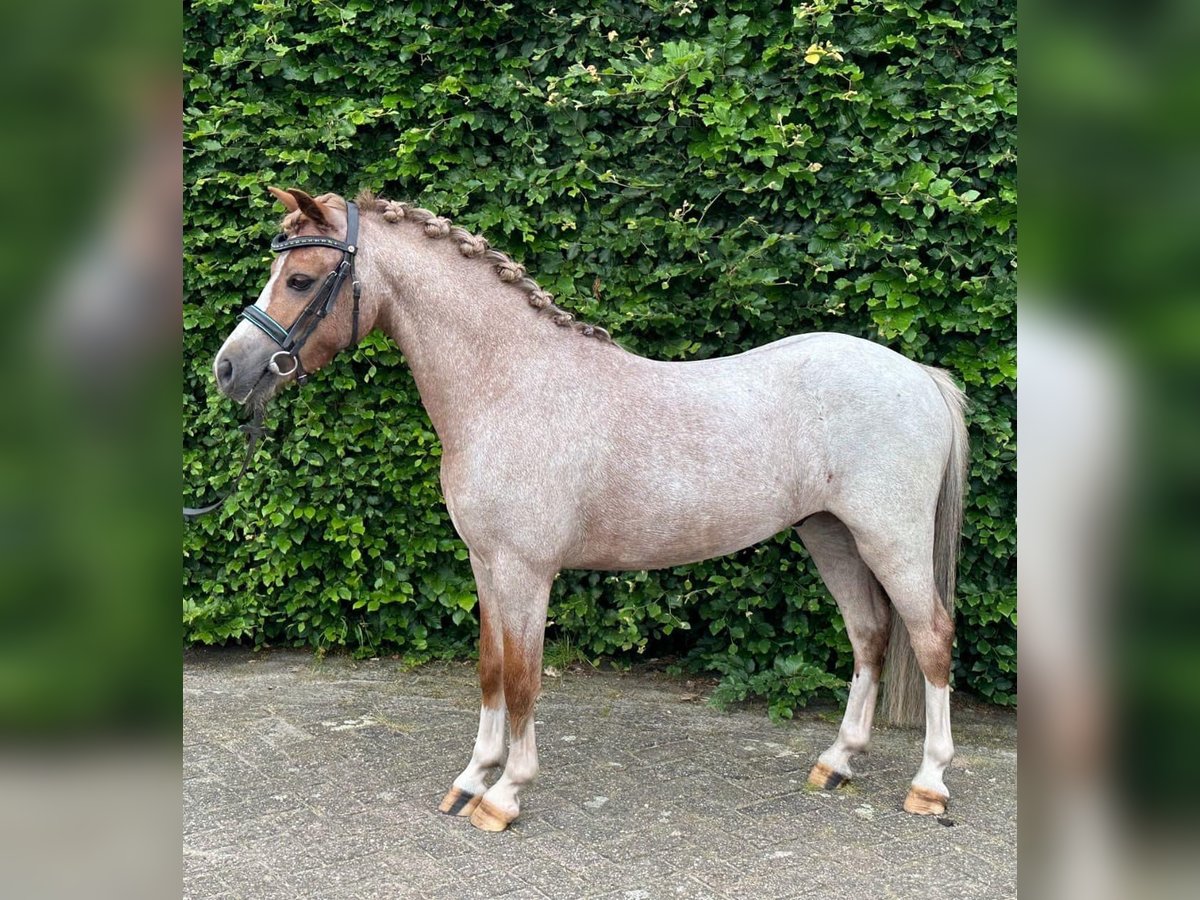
[183,201,362,520]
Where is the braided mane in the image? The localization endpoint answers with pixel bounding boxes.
[355,190,611,343]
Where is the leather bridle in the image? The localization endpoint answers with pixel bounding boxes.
[240,200,362,385]
[183,201,362,519]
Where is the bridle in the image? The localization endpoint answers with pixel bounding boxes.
[240,200,362,386]
[183,200,361,519]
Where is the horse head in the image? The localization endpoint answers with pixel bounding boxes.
[212,187,365,409]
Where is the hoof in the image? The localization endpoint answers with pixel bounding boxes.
[807,762,848,791]
[903,785,948,816]
[469,798,515,832]
[438,787,481,817]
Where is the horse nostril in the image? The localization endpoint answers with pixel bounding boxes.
[217,358,234,388]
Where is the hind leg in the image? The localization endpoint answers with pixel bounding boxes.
[797,514,892,790]
[854,528,956,815]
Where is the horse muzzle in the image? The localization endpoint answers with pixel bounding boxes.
[213,338,290,404]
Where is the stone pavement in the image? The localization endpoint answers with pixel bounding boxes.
[184,648,1016,899]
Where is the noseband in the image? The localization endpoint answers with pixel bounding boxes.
[240,200,362,386]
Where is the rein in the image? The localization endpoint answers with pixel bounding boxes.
[183,202,361,520]
[182,408,268,519]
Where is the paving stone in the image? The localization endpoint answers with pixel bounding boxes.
[184,648,1017,899]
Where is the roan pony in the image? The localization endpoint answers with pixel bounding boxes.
[211,187,968,832]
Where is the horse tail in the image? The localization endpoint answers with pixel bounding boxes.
[880,366,969,726]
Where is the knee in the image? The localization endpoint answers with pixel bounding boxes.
[501,645,542,722]
[503,668,540,722]
[479,655,504,706]
[478,607,504,702]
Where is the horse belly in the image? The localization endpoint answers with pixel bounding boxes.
[568,468,812,571]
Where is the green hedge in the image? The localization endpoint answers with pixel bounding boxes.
[184,0,1016,717]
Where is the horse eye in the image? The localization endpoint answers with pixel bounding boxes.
[287,275,315,291]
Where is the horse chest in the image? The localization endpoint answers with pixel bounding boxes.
[439,448,581,553]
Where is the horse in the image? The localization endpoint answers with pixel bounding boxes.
[210,186,969,832]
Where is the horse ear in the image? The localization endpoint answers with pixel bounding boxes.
[268,186,299,212]
[286,188,331,228]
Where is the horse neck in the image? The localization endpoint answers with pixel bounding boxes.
[358,215,574,445]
